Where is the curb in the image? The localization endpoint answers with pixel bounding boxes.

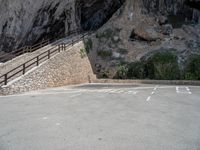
[93,79,200,86]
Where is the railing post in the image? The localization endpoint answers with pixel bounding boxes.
[29,46,32,52]
[58,45,61,53]
[23,64,26,75]
[4,74,7,85]
[36,56,39,66]
[72,40,74,46]
[48,50,50,59]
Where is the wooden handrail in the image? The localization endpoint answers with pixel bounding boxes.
[0,28,82,62]
[0,30,92,86]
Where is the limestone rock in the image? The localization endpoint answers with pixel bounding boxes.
[161,24,173,35]
[133,22,163,41]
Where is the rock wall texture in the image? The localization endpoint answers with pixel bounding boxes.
[87,0,200,78]
[0,0,199,53]
[0,0,125,53]
[0,41,96,95]
[0,0,76,52]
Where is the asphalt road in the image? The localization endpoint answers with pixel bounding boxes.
[0,84,200,150]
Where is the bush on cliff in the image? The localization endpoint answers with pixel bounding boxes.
[184,55,200,80]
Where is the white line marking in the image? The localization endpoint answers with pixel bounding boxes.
[153,85,158,91]
[186,87,190,91]
[146,85,158,102]
[56,123,61,126]
[117,90,125,93]
[43,117,48,120]
[127,91,138,95]
[176,86,179,92]
[70,93,82,98]
[0,85,197,98]
[146,96,151,101]
[176,86,192,94]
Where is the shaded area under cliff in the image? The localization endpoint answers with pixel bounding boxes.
[76,0,125,30]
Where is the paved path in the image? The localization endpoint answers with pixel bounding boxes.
[0,84,200,150]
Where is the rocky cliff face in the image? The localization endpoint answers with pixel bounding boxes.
[0,0,124,53]
[0,0,199,54]
[87,0,200,78]
[75,0,124,30]
[143,0,200,22]
[0,0,76,52]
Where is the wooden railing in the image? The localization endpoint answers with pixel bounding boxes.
[0,29,83,62]
[0,31,91,86]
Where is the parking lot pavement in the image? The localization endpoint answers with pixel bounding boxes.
[0,84,200,150]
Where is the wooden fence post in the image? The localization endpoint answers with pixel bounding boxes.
[36,56,39,66]
[58,45,61,52]
[62,44,64,51]
[48,50,50,59]
[23,64,26,75]
[4,74,7,85]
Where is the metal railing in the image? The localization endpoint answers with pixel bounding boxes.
[0,31,91,86]
[0,29,83,62]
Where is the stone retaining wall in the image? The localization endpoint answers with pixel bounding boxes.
[0,34,80,77]
[0,41,96,95]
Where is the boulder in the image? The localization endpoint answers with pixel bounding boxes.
[173,28,186,40]
[113,36,120,42]
[161,24,173,35]
[133,22,163,41]
[158,16,168,25]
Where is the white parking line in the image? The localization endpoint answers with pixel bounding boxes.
[43,117,48,120]
[70,93,82,98]
[146,96,151,102]
[176,86,192,94]
[153,85,158,91]
[146,85,158,102]
[56,123,61,126]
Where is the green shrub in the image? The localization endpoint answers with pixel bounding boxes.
[127,62,146,79]
[101,70,109,78]
[80,48,87,58]
[114,65,129,79]
[146,52,180,80]
[184,55,200,80]
[112,52,186,80]
[84,38,93,53]
[97,50,112,59]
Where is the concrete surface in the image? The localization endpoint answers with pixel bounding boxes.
[0,83,200,150]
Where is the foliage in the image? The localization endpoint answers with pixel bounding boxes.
[184,55,200,80]
[114,65,129,79]
[113,52,181,80]
[146,52,180,80]
[127,62,146,79]
[84,38,93,53]
[97,50,112,59]
[101,70,109,78]
[80,48,87,58]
